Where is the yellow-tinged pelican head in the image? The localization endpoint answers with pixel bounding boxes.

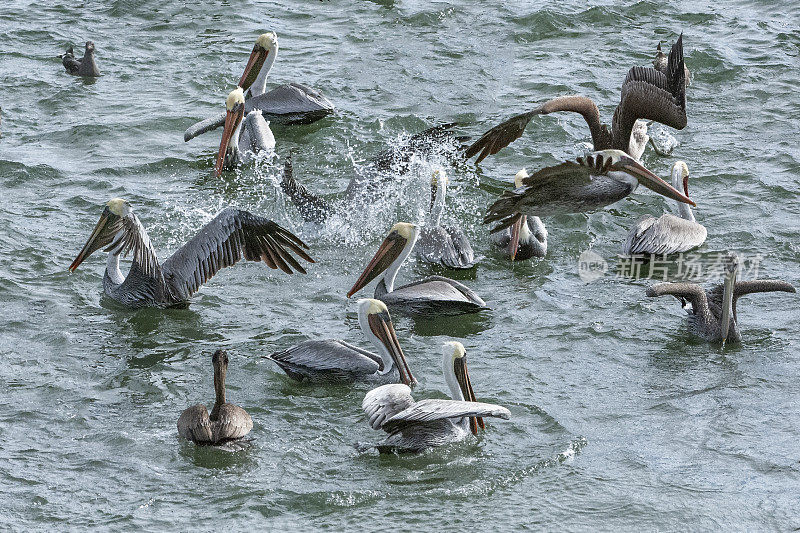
[430,169,448,210]
[443,341,484,434]
[506,169,531,262]
[514,169,529,188]
[357,298,415,385]
[69,198,131,272]
[347,223,419,298]
[215,87,246,177]
[238,32,278,91]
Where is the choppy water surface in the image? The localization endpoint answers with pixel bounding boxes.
[1,0,799,529]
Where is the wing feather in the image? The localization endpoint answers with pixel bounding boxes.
[362,384,415,431]
[381,399,510,433]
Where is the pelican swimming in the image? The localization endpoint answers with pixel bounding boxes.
[347,223,488,316]
[184,32,334,142]
[622,161,706,255]
[646,254,795,343]
[466,35,686,163]
[60,41,100,77]
[177,349,253,445]
[68,198,313,308]
[489,169,548,261]
[265,298,415,384]
[362,341,509,453]
[484,150,695,232]
[415,170,477,269]
[214,87,276,177]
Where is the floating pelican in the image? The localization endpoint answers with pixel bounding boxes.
[362,341,509,453]
[215,87,276,177]
[466,36,686,163]
[646,254,795,343]
[654,40,691,85]
[489,169,547,261]
[622,161,706,255]
[347,223,488,316]
[184,32,334,142]
[60,41,100,77]
[177,350,253,445]
[68,199,313,308]
[484,150,695,231]
[416,170,477,270]
[265,298,415,384]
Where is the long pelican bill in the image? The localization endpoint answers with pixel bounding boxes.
[367,310,415,385]
[68,207,121,272]
[238,46,269,92]
[346,232,408,297]
[720,257,739,343]
[215,100,245,177]
[615,156,695,206]
[454,354,484,435]
[509,214,525,262]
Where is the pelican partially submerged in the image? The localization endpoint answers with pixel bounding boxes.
[265,298,415,385]
[362,341,510,454]
[347,223,488,316]
[214,87,276,177]
[61,41,100,77]
[622,161,706,255]
[416,170,477,270]
[184,32,334,142]
[466,35,687,163]
[489,169,548,261]
[68,199,313,308]
[484,150,695,231]
[178,350,253,445]
[646,254,795,343]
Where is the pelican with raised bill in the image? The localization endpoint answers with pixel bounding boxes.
[184,32,334,142]
[178,350,253,445]
[265,299,415,385]
[484,150,695,232]
[61,41,100,77]
[68,198,313,308]
[362,341,509,454]
[622,161,706,255]
[645,253,795,343]
[215,87,276,177]
[347,223,488,316]
[489,169,548,261]
[466,35,687,162]
[415,170,477,270]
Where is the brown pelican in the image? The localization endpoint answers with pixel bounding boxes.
[347,223,488,316]
[465,35,686,163]
[646,254,795,343]
[177,349,253,445]
[622,161,706,255]
[214,87,276,177]
[416,170,477,269]
[265,298,415,384]
[184,32,334,142]
[654,40,691,85]
[484,149,695,231]
[60,41,100,77]
[362,341,509,453]
[68,198,313,308]
[489,169,548,261]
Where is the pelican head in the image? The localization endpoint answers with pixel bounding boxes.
[238,32,278,92]
[69,198,131,272]
[430,169,448,211]
[85,41,96,53]
[671,161,690,194]
[347,223,419,297]
[443,341,484,435]
[358,299,415,385]
[582,150,695,206]
[215,87,246,177]
[507,169,531,261]
[720,253,741,344]
[514,168,529,188]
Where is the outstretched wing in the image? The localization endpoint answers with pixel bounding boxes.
[381,399,510,433]
[646,281,709,316]
[280,154,333,224]
[162,208,313,301]
[363,384,416,431]
[734,280,795,301]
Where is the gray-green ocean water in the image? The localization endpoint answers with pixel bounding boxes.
[1,0,799,530]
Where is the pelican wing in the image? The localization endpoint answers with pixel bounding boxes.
[177,404,213,443]
[381,399,510,433]
[363,384,415,431]
[646,282,709,316]
[280,154,333,223]
[370,123,466,171]
[212,404,253,442]
[466,96,612,163]
[267,340,382,379]
[416,226,476,270]
[162,208,313,301]
[391,276,487,307]
[734,280,795,300]
[622,214,707,256]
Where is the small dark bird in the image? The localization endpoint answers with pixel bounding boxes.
[61,41,100,77]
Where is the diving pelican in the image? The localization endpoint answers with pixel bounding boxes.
[60,41,100,77]
[484,150,695,231]
[646,254,795,343]
[416,170,477,270]
[265,298,415,384]
[68,198,313,308]
[622,161,706,255]
[362,341,509,453]
[466,35,687,163]
[489,169,548,261]
[177,349,253,445]
[347,223,488,316]
[184,32,334,142]
[214,87,276,177]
